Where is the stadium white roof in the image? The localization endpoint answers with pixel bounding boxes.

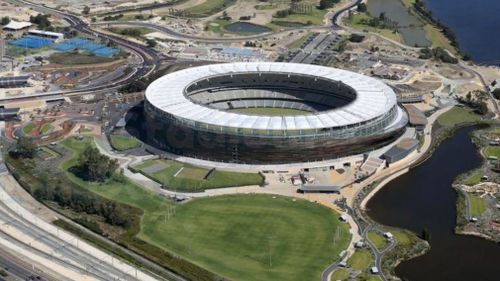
[145,62,398,131]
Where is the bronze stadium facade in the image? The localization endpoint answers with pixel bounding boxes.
[144,62,408,164]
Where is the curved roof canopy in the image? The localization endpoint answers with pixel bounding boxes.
[145,62,398,131]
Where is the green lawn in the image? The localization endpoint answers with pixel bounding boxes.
[40,123,53,134]
[48,52,116,65]
[205,19,231,33]
[357,273,382,281]
[55,136,351,281]
[331,268,350,280]
[347,249,373,271]
[23,123,35,134]
[464,171,481,186]
[484,146,500,158]
[392,230,411,246]
[134,159,263,192]
[367,231,387,250]
[469,194,486,216]
[109,135,141,151]
[437,107,481,127]
[186,0,237,17]
[140,194,351,281]
[273,7,327,26]
[107,27,154,39]
[229,107,310,116]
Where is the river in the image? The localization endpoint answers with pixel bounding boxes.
[424,0,500,65]
[367,126,500,281]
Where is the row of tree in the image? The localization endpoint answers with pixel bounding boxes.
[419,47,458,64]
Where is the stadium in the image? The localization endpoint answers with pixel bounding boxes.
[144,62,408,164]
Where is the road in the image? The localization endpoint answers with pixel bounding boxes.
[5,0,164,98]
[93,21,330,43]
[0,174,160,281]
[0,246,59,281]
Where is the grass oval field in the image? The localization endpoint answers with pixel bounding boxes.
[140,194,351,281]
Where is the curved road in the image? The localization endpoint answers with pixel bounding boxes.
[6,0,163,96]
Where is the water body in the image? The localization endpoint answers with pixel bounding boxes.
[367,126,500,281]
[224,22,272,34]
[424,0,500,65]
[367,0,430,47]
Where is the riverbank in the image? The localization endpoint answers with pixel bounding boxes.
[452,125,500,242]
[356,107,492,280]
[358,0,458,54]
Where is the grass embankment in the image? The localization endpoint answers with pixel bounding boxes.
[132,159,263,192]
[40,123,53,134]
[48,52,115,65]
[58,136,351,281]
[186,0,237,17]
[331,268,349,280]
[367,231,388,250]
[436,107,481,127]
[400,0,457,53]
[107,27,155,39]
[23,123,35,134]
[463,170,482,186]
[484,146,500,158]
[205,19,231,33]
[287,33,311,49]
[381,229,428,278]
[229,107,311,116]
[344,13,403,43]
[272,7,327,27]
[347,248,373,271]
[469,194,486,216]
[109,135,141,151]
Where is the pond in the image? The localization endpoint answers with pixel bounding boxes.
[367,0,430,47]
[224,22,272,34]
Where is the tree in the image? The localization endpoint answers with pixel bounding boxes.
[82,6,90,15]
[357,3,367,13]
[30,14,51,29]
[492,88,500,100]
[10,136,35,158]
[146,38,157,48]
[1,16,10,26]
[349,33,365,43]
[421,227,431,242]
[319,0,340,10]
[34,56,44,65]
[78,146,118,182]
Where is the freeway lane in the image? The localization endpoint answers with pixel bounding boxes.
[0,174,161,281]
[0,246,59,281]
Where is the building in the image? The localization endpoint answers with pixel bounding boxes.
[0,106,20,120]
[28,30,64,42]
[0,76,29,88]
[3,20,32,35]
[404,104,427,131]
[382,138,419,164]
[144,62,408,164]
[298,185,341,193]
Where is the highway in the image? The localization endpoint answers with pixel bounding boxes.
[0,174,160,281]
[0,246,59,281]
